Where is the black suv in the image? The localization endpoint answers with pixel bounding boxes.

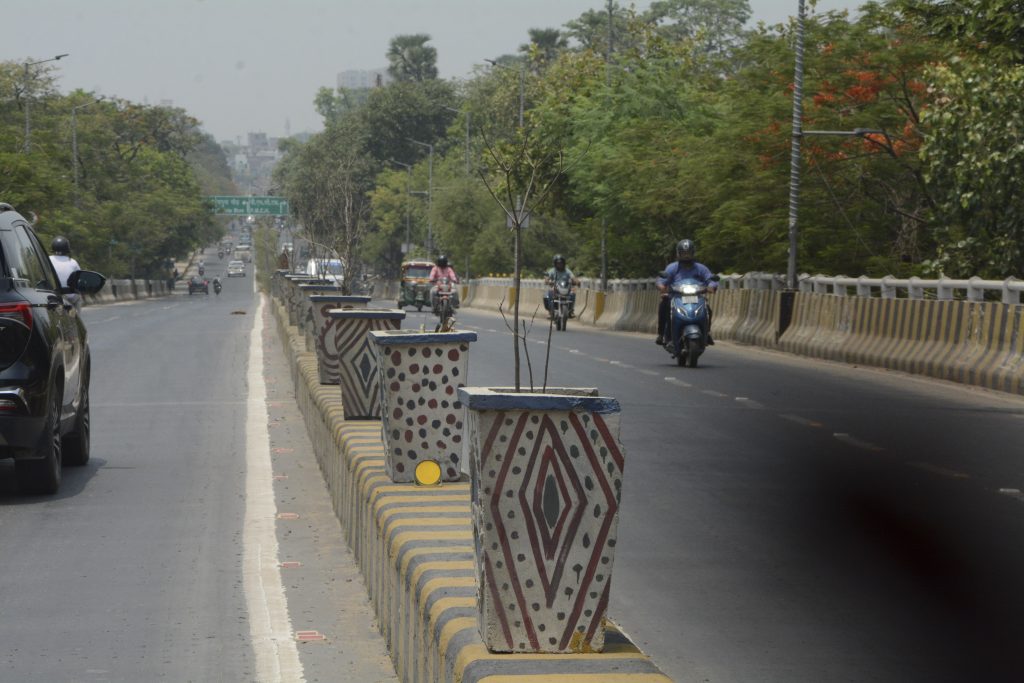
[0,204,105,494]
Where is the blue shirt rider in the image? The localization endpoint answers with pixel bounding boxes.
[655,239,717,346]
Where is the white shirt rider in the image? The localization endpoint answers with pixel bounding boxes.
[49,254,81,288]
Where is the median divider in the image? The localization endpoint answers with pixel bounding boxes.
[269,296,672,683]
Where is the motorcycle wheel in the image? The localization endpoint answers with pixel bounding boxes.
[676,350,686,366]
[417,304,423,312]
[688,351,700,368]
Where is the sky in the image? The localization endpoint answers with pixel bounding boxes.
[9,0,859,144]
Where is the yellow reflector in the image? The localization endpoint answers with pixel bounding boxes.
[414,459,442,487]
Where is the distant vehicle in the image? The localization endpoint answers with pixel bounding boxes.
[234,245,252,263]
[188,276,209,295]
[0,203,106,493]
[397,260,434,311]
[305,258,344,286]
[226,260,246,277]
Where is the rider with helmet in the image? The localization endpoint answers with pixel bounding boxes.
[429,254,460,314]
[544,254,581,318]
[49,236,82,308]
[655,238,717,345]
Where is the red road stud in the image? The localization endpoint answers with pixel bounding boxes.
[273,447,295,454]
[280,561,303,569]
[273,474,289,480]
[277,512,300,520]
[295,630,326,642]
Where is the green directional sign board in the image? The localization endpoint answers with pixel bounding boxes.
[209,196,290,216]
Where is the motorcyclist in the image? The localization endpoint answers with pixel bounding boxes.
[213,277,222,294]
[49,236,82,308]
[543,254,580,318]
[655,239,717,346]
[429,255,460,314]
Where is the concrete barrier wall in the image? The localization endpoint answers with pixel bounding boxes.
[270,297,671,683]
[81,277,171,306]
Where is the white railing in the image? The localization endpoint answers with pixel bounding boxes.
[471,272,1024,304]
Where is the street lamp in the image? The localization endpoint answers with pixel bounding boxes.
[72,98,103,206]
[388,159,413,254]
[441,105,471,175]
[23,53,69,154]
[407,138,434,255]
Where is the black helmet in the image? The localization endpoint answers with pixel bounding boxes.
[676,239,695,264]
[553,254,566,268]
[436,254,448,268]
[51,236,71,256]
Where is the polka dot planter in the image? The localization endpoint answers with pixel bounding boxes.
[457,386,626,654]
[327,309,406,420]
[308,294,371,369]
[368,330,478,483]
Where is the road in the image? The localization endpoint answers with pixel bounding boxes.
[1,259,1022,682]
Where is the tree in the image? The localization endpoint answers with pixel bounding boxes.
[386,34,439,82]
[519,28,569,69]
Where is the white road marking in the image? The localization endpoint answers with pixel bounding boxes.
[735,397,765,409]
[701,389,728,398]
[485,328,498,333]
[998,488,1024,502]
[98,316,120,323]
[907,462,970,479]
[569,349,581,354]
[833,433,883,452]
[664,377,693,387]
[594,357,610,363]
[779,414,824,428]
[244,294,305,683]
[161,304,178,310]
[639,369,660,377]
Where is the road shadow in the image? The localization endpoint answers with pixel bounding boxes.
[0,456,106,504]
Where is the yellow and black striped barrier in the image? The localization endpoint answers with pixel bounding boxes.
[272,297,672,683]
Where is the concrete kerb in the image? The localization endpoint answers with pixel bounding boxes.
[268,296,671,683]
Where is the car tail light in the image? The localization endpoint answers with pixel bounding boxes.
[0,303,32,329]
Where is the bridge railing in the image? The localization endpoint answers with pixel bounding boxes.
[473,273,1024,304]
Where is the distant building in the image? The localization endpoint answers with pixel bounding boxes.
[337,68,390,90]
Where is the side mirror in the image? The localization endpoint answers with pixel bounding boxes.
[67,270,106,295]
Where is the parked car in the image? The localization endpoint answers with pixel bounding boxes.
[188,276,209,295]
[0,203,106,494]
[226,260,246,277]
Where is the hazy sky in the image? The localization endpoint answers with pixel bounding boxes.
[10,0,858,143]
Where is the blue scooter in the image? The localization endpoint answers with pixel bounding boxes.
[663,277,712,368]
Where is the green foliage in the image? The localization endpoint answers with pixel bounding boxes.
[387,34,439,82]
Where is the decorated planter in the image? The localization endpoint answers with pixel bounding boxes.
[270,269,289,302]
[283,275,323,326]
[329,309,406,419]
[457,387,626,654]
[297,284,346,351]
[368,330,478,483]
[310,295,373,382]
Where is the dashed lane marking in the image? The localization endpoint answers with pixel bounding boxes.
[593,357,610,363]
[833,433,884,452]
[735,397,765,409]
[779,414,824,428]
[701,389,728,398]
[998,488,1024,502]
[639,369,660,377]
[907,462,970,479]
[663,376,692,387]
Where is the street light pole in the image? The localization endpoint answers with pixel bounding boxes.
[407,138,434,255]
[484,59,524,129]
[388,159,413,255]
[22,53,69,154]
[72,98,102,207]
[786,0,806,290]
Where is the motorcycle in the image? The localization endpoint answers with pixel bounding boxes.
[433,277,455,331]
[198,265,205,277]
[550,273,574,332]
[662,277,712,368]
[213,278,222,295]
[218,250,224,260]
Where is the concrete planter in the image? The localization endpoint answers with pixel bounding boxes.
[310,295,372,382]
[457,386,626,654]
[298,284,346,350]
[270,269,290,301]
[368,330,478,483]
[283,275,324,325]
[329,309,406,420]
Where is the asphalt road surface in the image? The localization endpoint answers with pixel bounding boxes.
[2,260,1022,682]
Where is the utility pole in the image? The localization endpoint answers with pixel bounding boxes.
[786,0,806,291]
[601,0,614,291]
[407,139,434,255]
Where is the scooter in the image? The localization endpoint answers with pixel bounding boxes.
[550,273,574,332]
[433,277,455,331]
[198,265,205,277]
[663,277,711,368]
[218,250,224,260]
[213,278,222,295]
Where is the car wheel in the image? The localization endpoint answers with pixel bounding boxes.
[63,360,90,467]
[16,387,63,494]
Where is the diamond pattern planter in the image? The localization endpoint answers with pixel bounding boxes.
[329,309,406,419]
[310,295,372,383]
[458,387,626,654]
[368,330,477,483]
